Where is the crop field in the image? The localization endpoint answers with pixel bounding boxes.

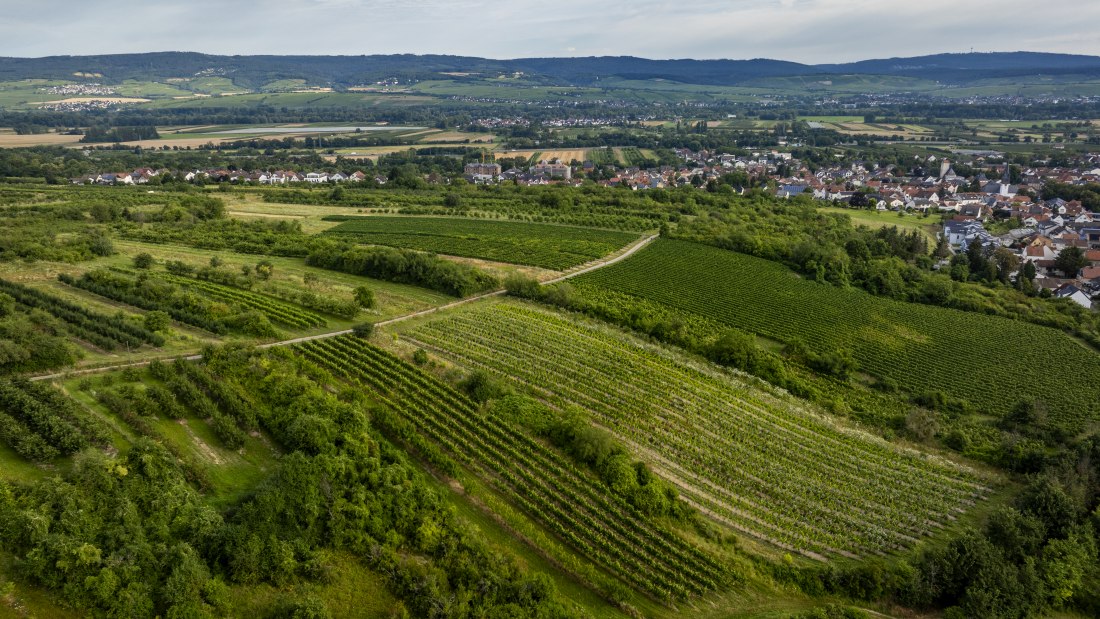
[322,216,639,270]
[153,272,328,329]
[0,277,165,351]
[0,379,111,463]
[405,301,989,560]
[0,130,84,148]
[497,148,588,163]
[618,147,654,166]
[573,239,1100,429]
[295,334,729,600]
[58,267,327,336]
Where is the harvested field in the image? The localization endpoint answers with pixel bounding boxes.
[0,132,84,148]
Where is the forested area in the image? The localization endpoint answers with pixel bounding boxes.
[0,345,579,618]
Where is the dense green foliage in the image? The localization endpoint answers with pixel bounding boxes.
[0,346,581,618]
[156,272,327,329]
[59,269,282,337]
[0,201,115,263]
[0,379,108,461]
[305,245,499,297]
[322,216,637,270]
[0,312,79,375]
[575,239,1100,431]
[0,278,164,350]
[409,302,987,559]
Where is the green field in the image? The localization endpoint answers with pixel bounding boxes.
[322,216,640,270]
[572,239,1100,430]
[405,300,989,560]
[818,206,939,243]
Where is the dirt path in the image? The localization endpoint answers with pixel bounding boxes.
[29,234,658,382]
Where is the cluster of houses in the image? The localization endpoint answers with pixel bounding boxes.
[943,216,1100,309]
[71,168,380,186]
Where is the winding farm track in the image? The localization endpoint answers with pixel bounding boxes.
[29,233,657,382]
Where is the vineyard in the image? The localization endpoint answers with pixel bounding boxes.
[586,147,617,166]
[321,216,638,270]
[294,334,728,601]
[58,268,325,336]
[0,278,164,351]
[155,272,327,329]
[618,147,653,167]
[0,379,109,462]
[407,302,990,560]
[573,239,1100,430]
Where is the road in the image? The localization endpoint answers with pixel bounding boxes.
[30,234,658,382]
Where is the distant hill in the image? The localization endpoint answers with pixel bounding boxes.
[817,52,1100,82]
[2,51,1100,88]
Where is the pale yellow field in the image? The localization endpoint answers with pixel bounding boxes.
[833,122,933,137]
[36,96,150,105]
[116,137,232,149]
[419,131,495,143]
[0,132,84,147]
[499,148,587,163]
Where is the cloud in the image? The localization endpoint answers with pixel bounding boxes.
[1,0,1099,62]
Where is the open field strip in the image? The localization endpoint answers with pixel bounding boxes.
[404,301,991,560]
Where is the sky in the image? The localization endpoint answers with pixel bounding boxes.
[2,0,1100,63]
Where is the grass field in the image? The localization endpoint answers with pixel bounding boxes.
[322,215,640,270]
[572,239,1100,430]
[818,206,939,243]
[403,300,990,560]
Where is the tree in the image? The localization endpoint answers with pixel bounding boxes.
[353,286,375,309]
[1053,247,1088,278]
[132,253,154,269]
[352,322,374,338]
[992,248,1019,285]
[144,311,171,333]
[255,260,274,280]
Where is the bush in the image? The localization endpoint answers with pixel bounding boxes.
[133,253,155,269]
[354,285,375,309]
[458,370,511,403]
[144,310,171,333]
[352,322,374,338]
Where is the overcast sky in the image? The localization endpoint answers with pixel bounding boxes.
[3,0,1099,63]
